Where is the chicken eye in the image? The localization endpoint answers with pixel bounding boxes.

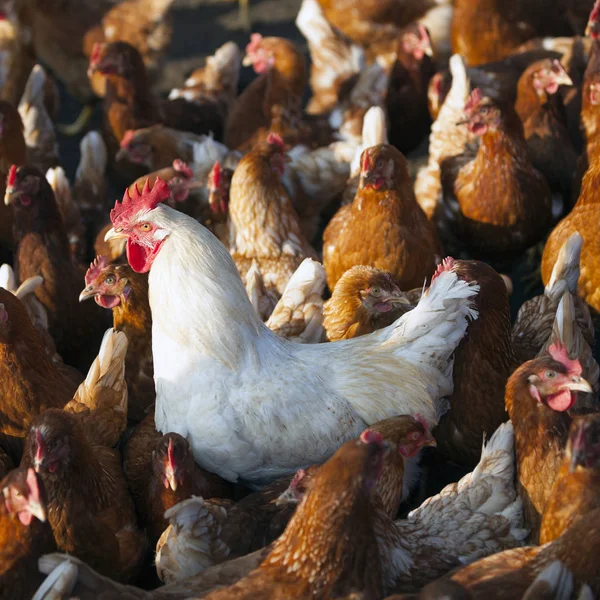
[371,287,381,297]
[105,276,116,285]
[410,432,421,441]
[376,159,384,169]
[12,489,21,497]
[545,370,556,379]
[139,223,151,232]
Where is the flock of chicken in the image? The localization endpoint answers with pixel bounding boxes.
[2,0,600,598]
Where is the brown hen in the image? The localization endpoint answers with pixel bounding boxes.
[21,409,146,582]
[505,346,593,542]
[540,413,600,544]
[6,165,110,372]
[0,467,54,600]
[323,143,441,291]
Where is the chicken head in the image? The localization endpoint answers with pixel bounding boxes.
[79,256,132,308]
[153,433,195,493]
[526,345,593,412]
[88,41,142,80]
[105,178,171,273]
[2,467,47,526]
[359,143,409,191]
[460,89,501,136]
[532,59,573,97]
[357,267,414,315]
[28,412,74,476]
[401,24,433,61]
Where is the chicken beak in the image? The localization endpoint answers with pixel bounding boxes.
[79,285,97,303]
[565,376,593,394]
[4,187,16,206]
[389,296,414,309]
[423,46,433,58]
[104,227,126,242]
[455,119,469,127]
[27,498,47,522]
[242,54,254,67]
[164,466,178,492]
[424,434,437,448]
[556,73,573,87]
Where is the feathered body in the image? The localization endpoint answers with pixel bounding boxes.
[106,180,478,485]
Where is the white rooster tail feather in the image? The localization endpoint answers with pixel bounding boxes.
[198,41,241,91]
[14,275,44,300]
[350,106,388,177]
[522,561,574,600]
[245,260,277,321]
[266,258,326,343]
[156,497,230,583]
[76,131,107,182]
[547,232,583,300]
[578,585,594,600]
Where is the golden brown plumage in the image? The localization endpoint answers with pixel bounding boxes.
[21,409,146,582]
[0,467,54,600]
[323,265,419,341]
[505,349,593,542]
[323,143,441,292]
[434,260,515,467]
[540,413,600,544]
[0,289,72,459]
[79,258,153,422]
[541,151,600,312]
[444,90,552,263]
[202,433,386,600]
[228,134,316,296]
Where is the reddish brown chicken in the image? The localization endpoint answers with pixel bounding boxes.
[5,165,109,372]
[225,35,331,151]
[79,257,153,422]
[0,101,26,250]
[505,345,593,542]
[385,24,436,154]
[540,413,600,544]
[0,467,54,600]
[442,89,552,264]
[228,134,316,295]
[206,161,232,246]
[21,409,146,582]
[434,259,515,467]
[88,41,224,161]
[323,143,441,291]
[514,59,577,211]
[201,432,386,600]
[323,265,419,341]
[123,413,233,546]
[0,289,76,462]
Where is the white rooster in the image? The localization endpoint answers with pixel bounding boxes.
[105,180,479,485]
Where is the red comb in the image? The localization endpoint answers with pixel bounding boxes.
[246,33,263,56]
[173,159,193,179]
[431,257,455,283]
[7,164,17,188]
[361,429,383,445]
[590,0,600,24]
[120,130,135,149]
[290,468,306,490]
[208,161,221,191]
[85,255,110,286]
[167,437,176,468]
[266,132,285,151]
[110,178,170,227]
[465,88,483,113]
[361,149,372,172]
[549,343,582,376]
[90,42,102,66]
